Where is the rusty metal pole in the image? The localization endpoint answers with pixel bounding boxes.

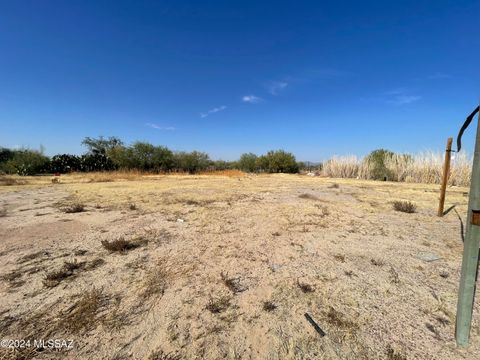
[438,137,453,217]
[456,106,480,347]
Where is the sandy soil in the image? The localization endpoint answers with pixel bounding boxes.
[0,174,479,359]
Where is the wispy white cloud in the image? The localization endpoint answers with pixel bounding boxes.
[200,105,227,118]
[145,123,175,131]
[383,88,421,105]
[242,95,263,103]
[266,81,288,95]
[387,95,422,105]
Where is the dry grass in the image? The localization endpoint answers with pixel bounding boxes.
[85,258,106,270]
[221,272,247,294]
[262,300,277,312]
[41,259,88,287]
[298,193,319,200]
[393,200,417,213]
[141,266,169,300]
[147,350,182,360]
[206,296,232,314]
[62,202,85,213]
[320,151,472,186]
[0,176,29,186]
[325,306,358,331]
[60,288,105,333]
[297,279,315,293]
[43,268,73,287]
[0,173,475,359]
[197,169,246,177]
[101,238,140,253]
[1,269,25,288]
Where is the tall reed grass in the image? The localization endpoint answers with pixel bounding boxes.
[320,152,472,186]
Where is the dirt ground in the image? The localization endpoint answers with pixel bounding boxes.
[0,173,479,359]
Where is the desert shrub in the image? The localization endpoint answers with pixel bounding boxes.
[62,203,85,213]
[392,200,416,213]
[80,153,116,172]
[127,142,175,171]
[256,150,299,173]
[0,148,50,175]
[211,160,234,170]
[101,238,139,252]
[364,149,395,180]
[50,154,82,173]
[173,151,211,173]
[238,153,258,172]
[0,147,14,165]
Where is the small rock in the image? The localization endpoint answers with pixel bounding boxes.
[416,253,442,262]
[176,218,184,223]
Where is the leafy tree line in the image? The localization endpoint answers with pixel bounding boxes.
[0,136,303,175]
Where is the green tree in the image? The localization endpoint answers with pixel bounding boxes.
[128,142,174,171]
[238,153,258,172]
[256,150,299,173]
[50,154,82,173]
[2,149,50,175]
[173,151,211,173]
[364,149,395,180]
[81,136,124,155]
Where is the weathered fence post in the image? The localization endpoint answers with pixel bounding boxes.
[455,106,480,347]
[438,137,453,217]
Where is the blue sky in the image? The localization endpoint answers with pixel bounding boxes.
[0,0,479,161]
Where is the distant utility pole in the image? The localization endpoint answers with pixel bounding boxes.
[438,137,453,217]
[455,105,480,347]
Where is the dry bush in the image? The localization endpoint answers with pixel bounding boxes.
[392,200,416,213]
[42,259,87,287]
[386,345,407,360]
[325,306,358,331]
[206,296,231,313]
[370,258,385,267]
[129,203,137,210]
[1,269,25,288]
[101,238,139,253]
[43,268,73,288]
[141,268,168,300]
[62,203,85,213]
[298,193,319,201]
[63,259,85,272]
[85,258,106,270]
[17,251,46,264]
[262,300,277,312]
[297,279,315,293]
[60,288,105,333]
[0,208,6,217]
[147,350,182,360]
[221,272,247,294]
